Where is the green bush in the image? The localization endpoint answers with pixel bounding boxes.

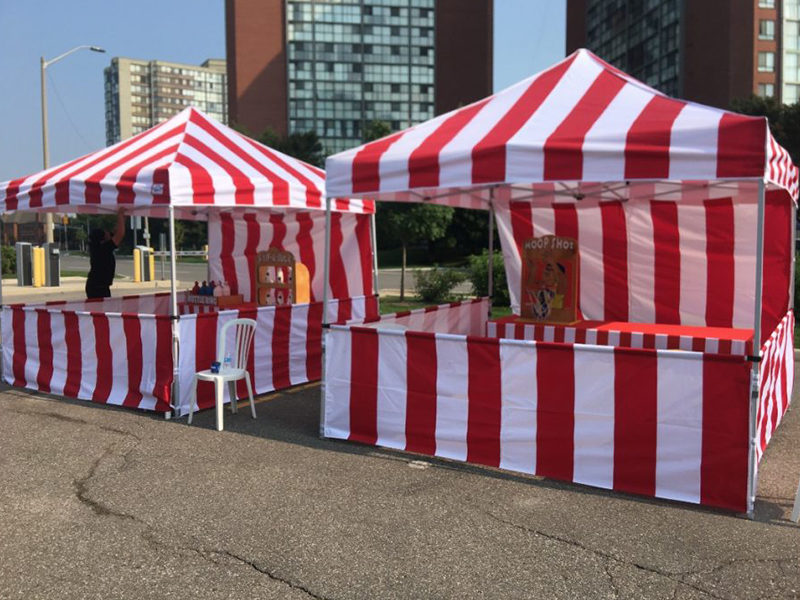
[1,245,16,275]
[467,250,509,307]
[414,267,466,304]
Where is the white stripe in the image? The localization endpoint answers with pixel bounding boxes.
[23,311,39,387]
[669,103,723,180]
[677,202,707,326]
[577,203,604,320]
[288,304,309,385]
[507,51,603,182]
[434,335,469,461]
[2,308,14,385]
[582,82,655,181]
[138,317,158,411]
[106,316,128,406]
[375,332,408,449]
[48,311,67,396]
[627,201,656,323]
[323,328,353,439]
[77,314,98,400]
[177,315,198,415]
[732,196,758,328]
[253,305,276,393]
[499,340,538,473]
[655,352,703,503]
[572,346,615,489]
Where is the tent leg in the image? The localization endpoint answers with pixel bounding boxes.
[792,479,800,523]
[320,197,332,438]
[168,206,181,419]
[747,179,767,518]
[370,212,380,298]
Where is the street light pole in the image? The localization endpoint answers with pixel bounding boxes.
[40,45,106,243]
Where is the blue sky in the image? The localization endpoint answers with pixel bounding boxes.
[0,0,565,181]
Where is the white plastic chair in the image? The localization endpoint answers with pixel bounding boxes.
[188,318,257,431]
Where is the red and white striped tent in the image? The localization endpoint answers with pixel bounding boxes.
[0,107,377,417]
[321,49,797,514]
[0,106,373,217]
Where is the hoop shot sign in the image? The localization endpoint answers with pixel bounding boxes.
[520,235,579,324]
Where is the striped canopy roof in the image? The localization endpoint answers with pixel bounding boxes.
[0,107,373,218]
[326,49,798,208]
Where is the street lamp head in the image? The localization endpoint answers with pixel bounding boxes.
[89,46,106,53]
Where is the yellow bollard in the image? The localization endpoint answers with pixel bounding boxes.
[148,248,155,282]
[203,244,208,261]
[133,248,141,283]
[32,247,44,287]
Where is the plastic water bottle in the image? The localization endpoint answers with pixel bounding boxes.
[223,353,232,372]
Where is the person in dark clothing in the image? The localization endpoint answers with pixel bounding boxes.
[86,210,126,299]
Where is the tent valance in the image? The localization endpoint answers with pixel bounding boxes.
[0,107,374,218]
[326,49,798,206]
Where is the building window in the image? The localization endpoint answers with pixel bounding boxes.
[759,20,775,40]
[759,0,775,7]
[758,52,775,72]
[758,83,775,98]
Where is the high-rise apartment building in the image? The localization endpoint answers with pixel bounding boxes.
[566,0,784,109]
[104,57,228,146]
[225,0,493,154]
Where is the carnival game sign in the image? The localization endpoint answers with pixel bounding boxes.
[520,235,578,323]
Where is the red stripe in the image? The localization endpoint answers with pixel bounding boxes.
[405,332,438,455]
[91,314,113,404]
[122,315,144,408]
[35,310,53,393]
[194,314,219,409]
[351,131,405,193]
[189,111,290,204]
[62,312,82,397]
[600,201,629,321]
[337,297,353,324]
[466,338,502,467]
[219,213,238,296]
[11,308,27,387]
[152,166,170,204]
[294,212,317,301]
[25,155,86,208]
[240,135,323,208]
[153,317,173,411]
[83,124,185,204]
[716,114,767,178]
[271,305,292,390]
[364,295,380,321]
[613,348,657,496]
[174,154,215,204]
[624,96,685,179]
[760,191,793,344]
[329,212,350,303]
[510,201,534,274]
[553,203,582,319]
[704,198,735,327]
[115,144,179,204]
[305,301,324,381]
[700,356,750,512]
[245,212,262,302]
[543,70,626,180]
[348,328,379,444]
[650,201,681,323]
[184,133,255,204]
[355,214,374,297]
[536,343,574,481]
[472,55,577,184]
[408,98,491,189]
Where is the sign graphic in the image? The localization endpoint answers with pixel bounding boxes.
[520,235,578,323]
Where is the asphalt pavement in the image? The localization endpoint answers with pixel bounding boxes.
[1,373,799,599]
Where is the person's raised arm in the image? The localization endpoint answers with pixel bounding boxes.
[112,209,125,247]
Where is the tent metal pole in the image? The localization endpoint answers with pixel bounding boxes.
[168,205,180,420]
[487,188,495,316]
[320,196,332,437]
[746,178,767,517]
[370,211,380,299]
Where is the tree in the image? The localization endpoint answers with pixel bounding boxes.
[258,128,325,167]
[363,119,392,143]
[378,202,454,299]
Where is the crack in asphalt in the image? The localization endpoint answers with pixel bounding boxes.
[602,559,620,599]
[483,512,800,600]
[7,405,143,440]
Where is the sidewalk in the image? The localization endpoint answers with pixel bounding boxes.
[1,277,192,304]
